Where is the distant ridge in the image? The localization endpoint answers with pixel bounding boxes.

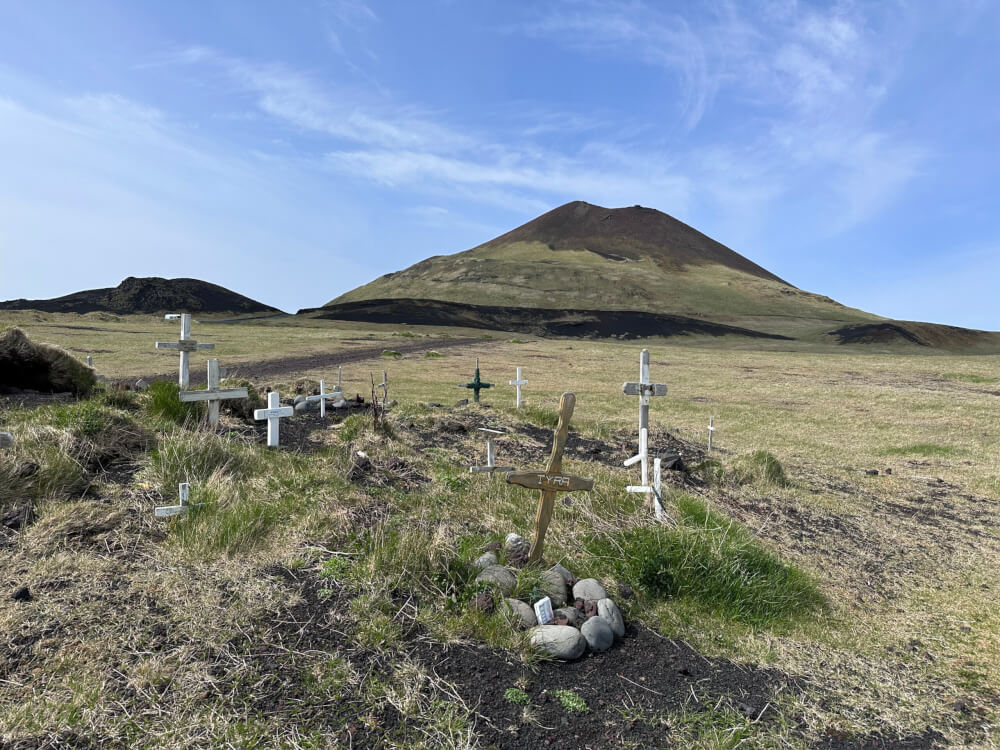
[0,277,281,315]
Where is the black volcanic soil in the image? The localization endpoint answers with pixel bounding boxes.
[303,298,792,341]
[827,323,929,346]
[476,200,791,284]
[0,276,280,315]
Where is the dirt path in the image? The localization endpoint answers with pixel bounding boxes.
[147,336,488,383]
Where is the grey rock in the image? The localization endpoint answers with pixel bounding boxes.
[293,394,307,405]
[572,578,608,602]
[581,616,614,652]
[540,568,568,607]
[331,397,349,409]
[597,598,625,638]
[294,400,310,414]
[502,598,537,628]
[0,432,12,450]
[133,378,149,391]
[472,551,498,571]
[474,565,516,596]
[529,625,586,660]
[553,607,580,627]
[504,533,530,567]
[455,399,469,407]
[550,563,574,585]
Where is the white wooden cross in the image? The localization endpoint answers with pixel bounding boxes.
[254,391,294,447]
[509,367,528,409]
[627,456,665,521]
[306,375,344,418]
[178,359,248,427]
[0,432,13,450]
[155,313,215,389]
[707,416,716,452]
[377,370,388,406]
[155,482,201,518]
[469,428,514,473]
[622,348,667,509]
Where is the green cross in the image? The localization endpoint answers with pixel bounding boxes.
[463,358,493,402]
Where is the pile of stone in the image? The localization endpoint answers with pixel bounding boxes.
[471,533,626,660]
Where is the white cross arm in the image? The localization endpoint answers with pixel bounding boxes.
[623,453,644,467]
[509,378,528,386]
[622,382,667,397]
[306,391,342,402]
[178,387,249,402]
[155,341,215,352]
[254,406,294,419]
[470,464,515,474]
[155,505,189,518]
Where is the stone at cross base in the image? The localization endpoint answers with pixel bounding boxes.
[505,392,593,566]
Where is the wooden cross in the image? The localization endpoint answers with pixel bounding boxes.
[155,313,215,389]
[469,428,514,473]
[155,482,201,518]
[307,376,344,418]
[509,367,528,408]
[0,432,13,450]
[622,348,667,506]
[462,358,492,402]
[254,391,294,447]
[505,392,593,565]
[178,359,248,427]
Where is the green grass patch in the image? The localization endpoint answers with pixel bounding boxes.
[507,338,527,344]
[880,443,962,458]
[730,450,789,487]
[552,689,589,713]
[504,687,530,705]
[140,429,253,492]
[588,494,824,627]
[519,404,559,429]
[423,350,445,358]
[380,349,403,358]
[145,381,198,425]
[942,372,998,384]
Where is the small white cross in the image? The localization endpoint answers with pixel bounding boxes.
[469,428,514,473]
[509,367,528,409]
[0,432,13,450]
[306,376,344,418]
[377,370,388,406]
[155,313,215,389]
[178,359,249,427]
[622,349,667,508]
[155,482,202,518]
[254,391,294,447]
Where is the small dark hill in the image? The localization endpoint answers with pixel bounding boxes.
[0,277,281,315]
[302,298,792,341]
[826,321,1000,351]
[477,200,788,283]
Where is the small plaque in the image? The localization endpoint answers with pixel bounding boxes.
[533,596,554,625]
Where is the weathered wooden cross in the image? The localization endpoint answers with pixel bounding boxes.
[154,482,201,518]
[505,392,593,565]
[178,359,248,427]
[462,359,492,402]
[0,432,13,450]
[509,367,528,408]
[155,313,215,389]
[307,375,344,418]
[254,391,294,448]
[469,428,514,473]
[623,348,667,508]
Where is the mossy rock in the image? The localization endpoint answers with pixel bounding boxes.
[0,327,96,396]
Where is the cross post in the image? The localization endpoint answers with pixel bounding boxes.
[627,456,665,520]
[622,349,667,509]
[469,428,514,473]
[155,313,215,389]
[462,358,492,403]
[178,359,248,427]
[377,370,388,407]
[509,367,528,408]
[505,392,593,565]
[708,416,715,452]
[254,391,294,447]
[155,482,203,518]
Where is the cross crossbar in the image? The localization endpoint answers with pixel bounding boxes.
[307,377,344,418]
[177,359,247,427]
[505,471,593,492]
[626,456,666,520]
[462,358,492,402]
[509,367,528,408]
[469,428,513,474]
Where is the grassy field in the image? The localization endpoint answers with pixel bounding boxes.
[1,312,998,748]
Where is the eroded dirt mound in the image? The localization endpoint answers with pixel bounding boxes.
[827,321,1000,350]
[0,327,96,395]
[305,298,792,341]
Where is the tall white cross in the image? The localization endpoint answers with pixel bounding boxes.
[627,457,665,520]
[509,367,528,409]
[155,313,214,389]
[254,391,294,447]
[469,428,514,473]
[622,349,667,509]
[155,482,201,518]
[307,376,344,418]
[178,359,249,427]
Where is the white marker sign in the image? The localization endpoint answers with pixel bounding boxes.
[254,391,294,447]
[155,313,215,389]
[533,596,554,626]
[509,367,528,409]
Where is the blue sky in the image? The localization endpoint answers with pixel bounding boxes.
[0,1,998,329]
